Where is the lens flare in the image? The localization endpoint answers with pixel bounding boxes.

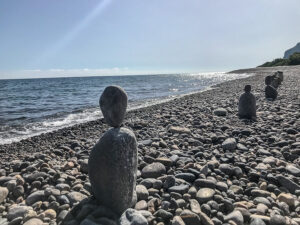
[32,0,112,68]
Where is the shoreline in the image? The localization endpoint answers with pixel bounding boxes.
[0,72,251,147]
[0,65,299,225]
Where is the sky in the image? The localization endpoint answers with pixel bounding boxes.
[0,0,299,79]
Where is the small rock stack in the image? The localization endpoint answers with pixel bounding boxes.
[89,86,138,215]
[265,71,283,100]
[238,85,257,121]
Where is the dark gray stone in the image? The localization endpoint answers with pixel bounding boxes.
[238,85,256,120]
[99,86,127,127]
[265,85,278,100]
[89,127,137,215]
[141,162,166,178]
[224,210,244,225]
[119,208,148,225]
[25,190,45,205]
[277,175,300,194]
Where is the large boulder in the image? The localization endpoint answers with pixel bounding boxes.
[88,127,137,215]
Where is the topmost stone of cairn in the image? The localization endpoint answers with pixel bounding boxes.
[99,86,128,127]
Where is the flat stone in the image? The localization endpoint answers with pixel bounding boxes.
[269,214,286,225]
[277,193,295,207]
[250,218,266,225]
[7,205,33,221]
[66,191,88,206]
[169,126,191,134]
[276,175,300,194]
[99,85,127,127]
[224,210,244,225]
[251,189,271,198]
[136,185,149,201]
[168,184,189,194]
[180,209,201,225]
[175,173,196,183]
[286,164,300,177]
[26,190,45,205]
[171,216,185,225]
[214,108,227,116]
[196,188,215,203]
[23,218,43,225]
[222,138,237,151]
[135,200,148,211]
[0,187,8,203]
[119,208,148,225]
[142,162,166,178]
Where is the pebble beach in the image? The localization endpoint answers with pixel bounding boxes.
[0,65,299,225]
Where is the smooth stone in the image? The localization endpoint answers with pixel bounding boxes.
[196,188,215,203]
[253,197,271,208]
[250,218,266,225]
[222,138,237,151]
[154,209,173,221]
[277,193,295,207]
[142,162,166,178]
[214,108,227,116]
[219,164,233,176]
[7,206,33,221]
[276,175,300,194]
[99,85,127,127]
[135,200,148,210]
[171,216,185,225]
[251,189,271,198]
[175,173,196,183]
[180,209,201,225]
[164,175,176,189]
[168,126,191,134]
[269,214,286,225]
[26,190,45,205]
[168,184,189,194]
[286,164,300,177]
[224,210,244,225]
[136,185,149,201]
[23,218,43,225]
[66,191,88,206]
[0,187,8,203]
[89,127,137,215]
[238,86,256,120]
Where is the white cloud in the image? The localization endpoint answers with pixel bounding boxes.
[0,67,172,79]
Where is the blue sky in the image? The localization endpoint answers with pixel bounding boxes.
[0,0,299,78]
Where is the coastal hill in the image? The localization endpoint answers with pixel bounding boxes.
[259,42,300,67]
[284,42,300,59]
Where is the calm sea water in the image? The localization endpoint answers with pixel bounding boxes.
[0,72,250,144]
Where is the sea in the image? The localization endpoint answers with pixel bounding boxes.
[0,72,250,144]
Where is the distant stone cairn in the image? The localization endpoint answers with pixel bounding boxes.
[88,86,137,215]
[265,77,278,100]
[264,71,284,89]
[238,85,256,120]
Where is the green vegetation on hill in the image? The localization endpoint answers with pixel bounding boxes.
[259,52,300,67]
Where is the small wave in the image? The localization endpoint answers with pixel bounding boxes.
[0,72,253,145]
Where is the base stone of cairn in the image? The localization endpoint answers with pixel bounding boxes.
[265,77,278,100]
[238,85,256,120]
[89,127,137,215]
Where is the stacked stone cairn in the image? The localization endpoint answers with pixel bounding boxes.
[62,86,148,225]
[238,85,256,121]
[265,71,283,100]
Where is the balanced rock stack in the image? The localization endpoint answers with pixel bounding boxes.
[238,85,256,121]
[265,75,278,100]
[89,86,137,214]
